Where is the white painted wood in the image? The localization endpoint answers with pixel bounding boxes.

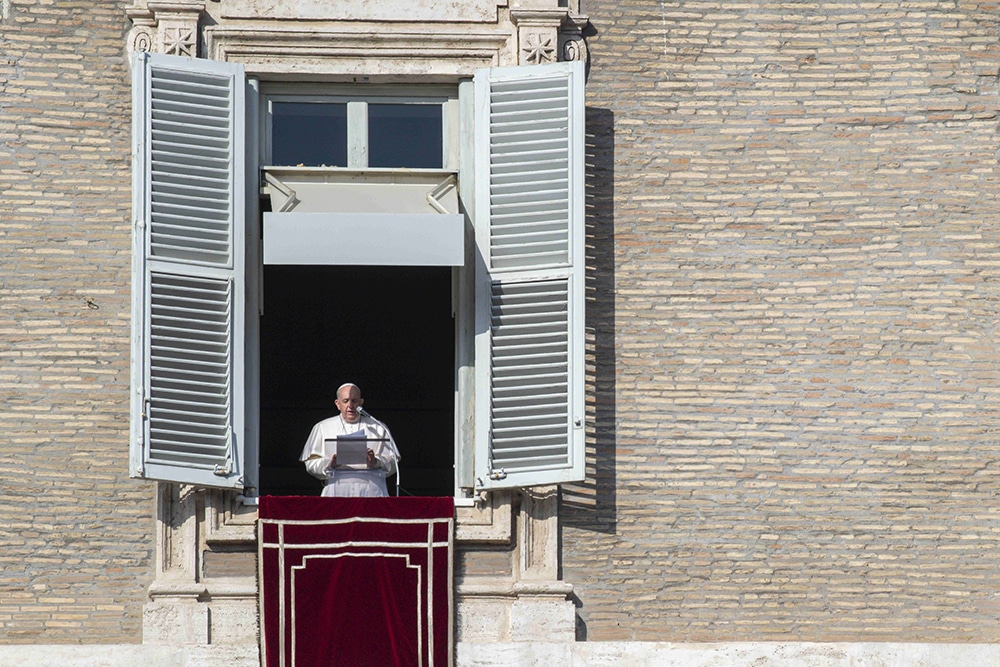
[263,212,465,266]
[347,100,368,168]
[473,61,586,490]
[261,89,454,168]
[130,52,248,490]
[260,167,459,214]
[455,79,477,494]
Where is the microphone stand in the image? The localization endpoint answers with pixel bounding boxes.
[358,407,401,496]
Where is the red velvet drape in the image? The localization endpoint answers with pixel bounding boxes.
[259,496,454,667]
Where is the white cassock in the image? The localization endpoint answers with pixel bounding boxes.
[300,413,400,497]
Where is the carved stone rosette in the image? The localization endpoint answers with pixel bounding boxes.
[126,1,204,57]
[510,9,562,66]
[511,8,590,67]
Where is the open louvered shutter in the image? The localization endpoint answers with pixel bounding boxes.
[473,61,585,490]
[130,53,247,489]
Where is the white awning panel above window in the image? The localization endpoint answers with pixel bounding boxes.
[263,212,465,266]
[262,167,459,215]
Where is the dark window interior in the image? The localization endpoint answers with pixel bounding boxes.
[270,102,348,167]
[368,103,443,169]
[259,265,455,497]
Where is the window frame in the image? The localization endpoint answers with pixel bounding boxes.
[130,54,586,499]
[260,84,460,171]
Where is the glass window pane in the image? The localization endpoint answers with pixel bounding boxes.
[368,104,443,169]
[271,102,347,167]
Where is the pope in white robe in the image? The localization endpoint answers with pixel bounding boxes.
[300,383,400,497]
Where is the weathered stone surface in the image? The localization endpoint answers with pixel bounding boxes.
[220,0,501,23]
[142,600,208,645]
[455,642,1000,667]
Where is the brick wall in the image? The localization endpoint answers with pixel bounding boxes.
[3,0,1000,649]
[0,0,152,642]
[562,1,1000,642]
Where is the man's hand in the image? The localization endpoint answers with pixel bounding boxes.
[329,454,337,469]
[367,449,377,468]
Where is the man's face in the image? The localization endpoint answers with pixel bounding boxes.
[335,386,364,423]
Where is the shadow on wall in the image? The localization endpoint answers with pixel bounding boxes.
[561,105,616,537]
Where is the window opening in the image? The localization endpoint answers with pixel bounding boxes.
[258,265,456,497]
[130,55,585,495]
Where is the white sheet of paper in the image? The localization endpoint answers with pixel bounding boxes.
[327,433,368,469]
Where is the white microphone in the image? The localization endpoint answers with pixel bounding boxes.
[358,406,402,496]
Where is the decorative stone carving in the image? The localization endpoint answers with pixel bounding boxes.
[560,13,590,66]
[521,30,557,65]
[126,1,204,57]
[155,483,199,581]
[161,24,197,56]
[128,25,155,54]
[510,486,576,641]
[145,483,259,645]
[510,7,590,66]
[455,490,513,543]
[519,486,559,581]
[126,7,156,55]
[510,9,563,67]
[206,28,509,77]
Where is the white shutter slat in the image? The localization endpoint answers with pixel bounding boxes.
[131,52,246,489]
[151,183,230,201]
[489,188,569,206]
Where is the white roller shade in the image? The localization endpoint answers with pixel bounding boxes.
[474,61,586,490]
[130,53,247,489]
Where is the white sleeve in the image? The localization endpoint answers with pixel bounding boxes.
[304,455,330,480]
[301,422,331,480]
[374,425,398,476]
[299,422,325,462]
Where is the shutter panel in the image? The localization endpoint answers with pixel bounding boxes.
[473,61,585,490]
[130,53,247,489]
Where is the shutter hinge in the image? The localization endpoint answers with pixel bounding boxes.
[213,463,232,477]
[489,468,508,481]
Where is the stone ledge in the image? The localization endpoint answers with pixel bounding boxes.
[0,645,258,667]
[6,641,999,666]
[454,642,1000,667]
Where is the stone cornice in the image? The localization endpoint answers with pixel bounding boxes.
[145,0,204,12]
[509,8,570,26]
[206,26,514,78]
